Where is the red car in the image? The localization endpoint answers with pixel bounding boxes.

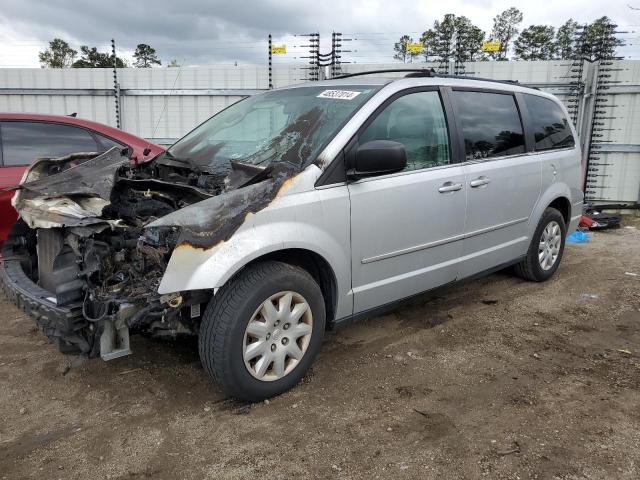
[0,113,165,248]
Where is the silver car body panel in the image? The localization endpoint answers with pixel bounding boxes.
[158,76,583,321]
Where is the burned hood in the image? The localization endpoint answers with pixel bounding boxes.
[12,148,129,229]
[146,163,302,250]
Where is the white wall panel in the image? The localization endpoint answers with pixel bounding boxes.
[0,62,638,202]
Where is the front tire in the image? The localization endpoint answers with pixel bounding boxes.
[514,207,566,282]
[199,261,326,402]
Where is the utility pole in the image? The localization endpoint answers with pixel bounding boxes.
[111,38,121,129]
[268,34,273,89]
[299,33,320,81]
[582,20,626,200]
[330,32,352,78]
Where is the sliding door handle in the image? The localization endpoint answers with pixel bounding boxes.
[470,176,491,188]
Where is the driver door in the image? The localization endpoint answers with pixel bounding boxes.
[348,89,467,313]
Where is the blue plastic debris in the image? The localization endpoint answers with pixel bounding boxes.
[566,230,590,244]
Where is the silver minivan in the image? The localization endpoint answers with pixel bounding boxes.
[1,72,582,400]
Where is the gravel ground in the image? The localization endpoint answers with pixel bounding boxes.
[1,217,639,480]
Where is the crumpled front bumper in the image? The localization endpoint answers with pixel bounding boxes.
[0,222,95,356]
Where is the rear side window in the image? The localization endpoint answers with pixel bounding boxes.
[451,91,525,161]
[359,91,450,172]
[0,121,99,166]
[522,94,575,151]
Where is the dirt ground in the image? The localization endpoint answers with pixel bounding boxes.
[1,218,639,480]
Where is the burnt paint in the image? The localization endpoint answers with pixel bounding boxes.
[146,108,325,250]
[18,148,128,201]
[148,162,298,250]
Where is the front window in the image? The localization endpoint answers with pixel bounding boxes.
[359,91,450,172]
[168,85,378,173]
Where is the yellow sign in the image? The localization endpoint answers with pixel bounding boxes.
[482,40,501,52]
[406,42,424,54]
[271,44,287,55]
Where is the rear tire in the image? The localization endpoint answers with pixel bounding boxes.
[199,260,326,402]
[514,207,566,282]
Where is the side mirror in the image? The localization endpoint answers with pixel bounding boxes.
[347,140,407,180]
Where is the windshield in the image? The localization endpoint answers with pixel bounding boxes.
[167,85,378,174]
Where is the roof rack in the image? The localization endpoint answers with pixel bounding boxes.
[332,68,521,87]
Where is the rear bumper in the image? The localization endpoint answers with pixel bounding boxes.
[0,223,94,355]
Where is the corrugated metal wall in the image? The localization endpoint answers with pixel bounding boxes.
[0,61,638,202]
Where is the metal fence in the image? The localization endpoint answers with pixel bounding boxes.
[0,61,638,203]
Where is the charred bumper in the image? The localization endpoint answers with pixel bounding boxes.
[0,223,95,356]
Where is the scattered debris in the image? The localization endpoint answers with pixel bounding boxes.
[617,349,632,355]
[203,406,211,412]
[624,272,638,277]
[19,407,26,415]
[532,353,541,360]
[566,231,590,244]
[580,204,622,230]
[497,441,521,456]
[482,299,498,305]
[118,368,141,375]
[413,409,430,418]
[386,427,393,432]
[263,399,270,406]
[581,293,600,300]
[234,405,251,415]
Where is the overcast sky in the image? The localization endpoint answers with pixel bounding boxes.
[0,0,638,67]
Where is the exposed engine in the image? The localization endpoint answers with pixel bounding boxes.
[12,147,276,358]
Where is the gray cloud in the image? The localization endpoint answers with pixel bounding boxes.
[0,0,635,66]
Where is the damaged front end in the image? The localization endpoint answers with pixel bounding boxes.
[2,147,288,359]
[1,85,378,361]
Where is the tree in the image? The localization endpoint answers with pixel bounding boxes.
[555,19,579,59]
[420,14,485,63]
[419,29,438,61]
[72,46,127,68]
[38,38,77,68]
[133,44,161,68]
[167,59,180,68]
[490,7,524,60]
[393,35,412,62]
[581,16,624,61]
[514,25,556,60]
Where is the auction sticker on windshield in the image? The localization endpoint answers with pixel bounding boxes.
[317,90,362,100]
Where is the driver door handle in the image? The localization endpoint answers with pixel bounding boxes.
[469,176,491,188]
[438,182,463,193]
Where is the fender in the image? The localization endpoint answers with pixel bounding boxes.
[528,181,580,238]
[155,165,353,319]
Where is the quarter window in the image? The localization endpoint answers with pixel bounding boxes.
[451,91,525,161]
[522,94,575,151]
[359,91,450,172]
[0,122,99,166]
[95,133,126,151]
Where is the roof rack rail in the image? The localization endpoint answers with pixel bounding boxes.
[333,69,437,79]
[332,69,521,87]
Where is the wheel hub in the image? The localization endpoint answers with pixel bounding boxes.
[271,328,282,342]
[242,291,313,382]
[538,220,562,271]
